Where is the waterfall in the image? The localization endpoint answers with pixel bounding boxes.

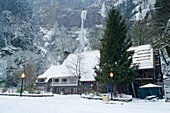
[101,2,106,18]
[79,10,87,52]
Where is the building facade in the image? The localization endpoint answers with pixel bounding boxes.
[36,50,100,94]
[128,44,162,97]
[36,45,162,97]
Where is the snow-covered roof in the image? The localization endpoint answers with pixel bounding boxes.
[37,50,100,82]
[62,50,100,81]
[37,65,69,79]
[128,44,154,69]
[139,83,162,88]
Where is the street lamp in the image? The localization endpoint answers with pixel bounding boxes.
[20,73,25,97]
[110,72,114,100]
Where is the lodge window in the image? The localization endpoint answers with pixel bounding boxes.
[38,79,44,82]
[54,79,59,83]
[69,77,77,84]
[61,78,67,84]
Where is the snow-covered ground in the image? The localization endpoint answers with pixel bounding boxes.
[0,95,170,113]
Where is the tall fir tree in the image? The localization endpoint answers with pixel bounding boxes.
[95,6,137,95]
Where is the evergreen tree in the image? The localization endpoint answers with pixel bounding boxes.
[95,6,137,95]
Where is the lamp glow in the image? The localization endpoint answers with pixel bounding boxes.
[21,73,25,78]
[110,72,114,78]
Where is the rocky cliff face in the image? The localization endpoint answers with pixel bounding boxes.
[39,0,156,29]
[39,0,106,29]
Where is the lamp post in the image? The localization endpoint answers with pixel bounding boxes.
[110,72,114,100]
[20,73,25,97]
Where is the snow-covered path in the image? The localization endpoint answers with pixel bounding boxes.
[0,95,170,113]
